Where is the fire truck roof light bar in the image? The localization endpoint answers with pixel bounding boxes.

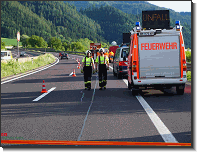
[175,21,180,26]
[136,22,140,27]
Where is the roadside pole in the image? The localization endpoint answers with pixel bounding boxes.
[17,41,19,57]
[17,31,20,57]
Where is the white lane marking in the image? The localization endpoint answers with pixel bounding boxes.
[123,79,128,85]
[110,65,178,143]
[135,96,178,143]
[77,73,98,141]
[81,93,85,103]
[33,87,56,102]
[1,58,59,85]
[69,72,73,76]
[109,65,113,70]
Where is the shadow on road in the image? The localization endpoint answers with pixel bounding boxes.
[84,131,191,143]
[1,86,190,120]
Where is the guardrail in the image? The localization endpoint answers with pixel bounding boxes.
[22,48,86,55]
[187,62,191,71]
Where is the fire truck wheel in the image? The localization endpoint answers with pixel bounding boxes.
[166,86,172,89]
[176,85,185,95]
[113,66,117,76]
[117,71,122,79]
[128,81,132,90]
[132,88,138,96]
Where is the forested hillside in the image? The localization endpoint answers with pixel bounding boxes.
[65,1,191,27]
[1,1,191,49]
[80,5,137,44]
[1,1,106,43]
[1,1,53,40]
[69,1,190,48]
[79,4,191,48]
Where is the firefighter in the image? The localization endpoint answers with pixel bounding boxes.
[95,48,109,90]
[81,50,95,90]
[109,51,114,63]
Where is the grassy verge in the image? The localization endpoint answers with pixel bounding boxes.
[1,53,56,79]
[1,38,22,46]
[187,71,191,82]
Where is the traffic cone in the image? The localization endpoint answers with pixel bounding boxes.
[41,80,47,93]
[77,62,80,69]
[72,69,76,77]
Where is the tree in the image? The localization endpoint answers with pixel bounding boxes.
[28,35,47,48]
[48,37,62,50]
[21,34,30,47]
[71,41,84,52]
[1,40,6,49]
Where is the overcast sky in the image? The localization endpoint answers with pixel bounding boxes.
[147,1,191,12]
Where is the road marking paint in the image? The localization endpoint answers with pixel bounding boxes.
[109,65,113,70]
[33,87,56,102]
[81,93,85,103]
[123,79,128,85]
[77,73,98,141]
[135,96,178,143]
[110,65,178,143]
[1,58,59,85]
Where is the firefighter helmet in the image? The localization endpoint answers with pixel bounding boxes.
[99,48,104,53]
[85,50,91,56]
[111,41,117,46]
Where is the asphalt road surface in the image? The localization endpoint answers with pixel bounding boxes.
[1,53,192,146]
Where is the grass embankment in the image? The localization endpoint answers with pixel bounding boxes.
[1,53,56,79]
[1,38,22,46]
[187,71,191,82]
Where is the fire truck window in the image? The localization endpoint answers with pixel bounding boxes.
[121,48,129,58]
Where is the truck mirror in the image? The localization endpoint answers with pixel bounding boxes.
[123,56,126,61]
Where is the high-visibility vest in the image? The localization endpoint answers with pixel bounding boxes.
[96,56,109,64]
[82,57,94,66]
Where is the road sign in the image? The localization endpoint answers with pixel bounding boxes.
[17,31,20,41]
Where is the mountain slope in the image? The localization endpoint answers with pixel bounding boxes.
[66,1,191,48]
[65,1,191,26]
[1,1,53,40]
[18,1,106,42]
[80,5,137,44]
